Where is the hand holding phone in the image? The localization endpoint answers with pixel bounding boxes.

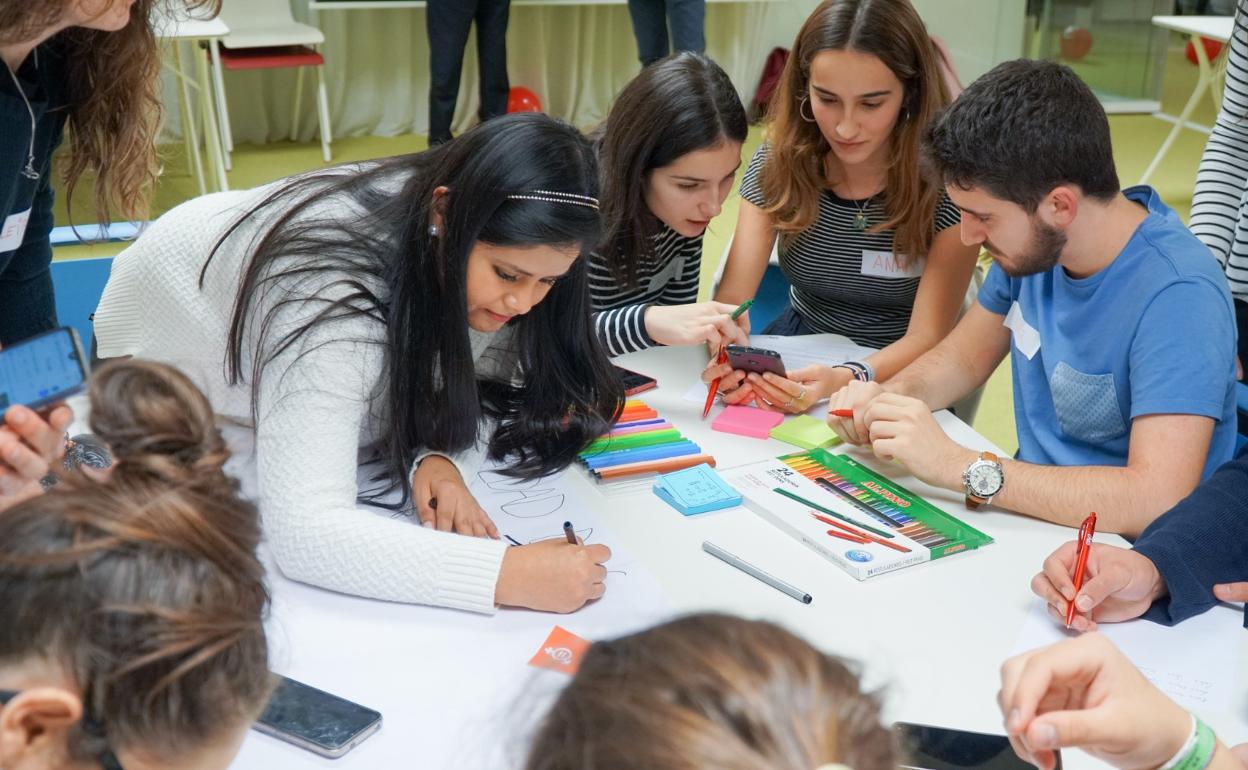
[254,676,382,758]
[0,327,89,418]
[725,344,786,378]
[0,403,72,509]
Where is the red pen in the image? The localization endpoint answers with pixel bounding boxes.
[1065,512,1097,628]
[702,346,728,420]
[826,529,869,544]
[830,408,854,418]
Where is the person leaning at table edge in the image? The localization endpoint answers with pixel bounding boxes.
[824,59,1239,539]
[0,0,219,347]
[1031,448,1248,632]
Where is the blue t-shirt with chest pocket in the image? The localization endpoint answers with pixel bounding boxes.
[977,185,1238,478]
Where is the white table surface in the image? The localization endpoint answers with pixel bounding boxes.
[1151,14,1234,42]
[230,337,1248,769]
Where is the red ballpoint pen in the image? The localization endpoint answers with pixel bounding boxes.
[702,346,728,420]
[1066,512,1098,628]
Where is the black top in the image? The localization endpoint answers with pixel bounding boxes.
[1135,450,1248,628]
[0,40,71,289]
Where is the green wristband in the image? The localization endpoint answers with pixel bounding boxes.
[1160,716,1217,770]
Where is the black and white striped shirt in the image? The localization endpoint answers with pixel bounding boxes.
[740,144,962,349]
[589,225,703,356]
[1190,0,1248,303]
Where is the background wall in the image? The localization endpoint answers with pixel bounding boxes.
[170,0,1026,145]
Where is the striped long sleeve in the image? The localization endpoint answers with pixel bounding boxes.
[589,226,704,357]
[1190,0,1248,301]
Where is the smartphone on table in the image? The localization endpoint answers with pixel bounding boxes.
[895,721,1061,770]
[725,344,787,378]
[613,365,658,396]
[254,675,383,759]
[0,326,89,419]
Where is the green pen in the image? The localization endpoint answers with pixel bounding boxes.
[730,298,754,321]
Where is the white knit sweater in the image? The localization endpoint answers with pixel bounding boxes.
[94,176,512,614]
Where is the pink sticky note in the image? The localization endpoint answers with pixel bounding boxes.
[712,405,785,439]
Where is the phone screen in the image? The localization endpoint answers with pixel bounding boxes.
[0,327,88,417]
[254,676,382,757]
[895,722,1061,770]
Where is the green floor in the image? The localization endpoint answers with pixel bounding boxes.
[49,44,1220,455]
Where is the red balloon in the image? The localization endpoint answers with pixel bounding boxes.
[1059,26,1093,61]
[507,87,542,114]
[1185,37,1224,66]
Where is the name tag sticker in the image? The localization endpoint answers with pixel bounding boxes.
[0,208,31,253]
[860,250,924,278]
[1004,301,1041,360]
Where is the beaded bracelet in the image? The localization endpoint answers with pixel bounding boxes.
[834,361,873,382]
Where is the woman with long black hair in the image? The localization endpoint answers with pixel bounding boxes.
[94,113,623,615]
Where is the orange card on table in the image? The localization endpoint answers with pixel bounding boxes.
[527,625,592,675]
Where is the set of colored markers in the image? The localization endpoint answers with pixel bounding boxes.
[578,400,715,483]
[720,449,994,580]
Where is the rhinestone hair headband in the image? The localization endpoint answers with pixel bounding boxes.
[505,189,599,210]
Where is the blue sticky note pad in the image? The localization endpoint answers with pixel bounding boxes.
[653,463,742,516]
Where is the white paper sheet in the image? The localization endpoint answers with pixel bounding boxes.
[235,461,673,770]
[683,334,876,412]
[1012,598,1241,712]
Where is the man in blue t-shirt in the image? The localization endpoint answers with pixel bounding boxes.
[825,60,1238,538]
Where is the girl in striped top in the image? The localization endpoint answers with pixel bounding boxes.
[709,0,979,413]
[591,52,750,357]
[1190,0,1248,379]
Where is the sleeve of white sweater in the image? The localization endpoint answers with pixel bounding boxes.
[251,301,507,613]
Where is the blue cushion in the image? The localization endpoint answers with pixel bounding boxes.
[50,258,114,354]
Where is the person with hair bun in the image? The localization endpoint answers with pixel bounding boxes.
[524,613,897,770]
[0,358,271,770]
[95,112,621,615]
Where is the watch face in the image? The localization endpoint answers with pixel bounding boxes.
[967,463,1003,497]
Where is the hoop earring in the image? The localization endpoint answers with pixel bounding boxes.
[798,96,816,123]
[901,107,911,124]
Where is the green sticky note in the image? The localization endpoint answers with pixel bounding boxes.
[769,415,842,450]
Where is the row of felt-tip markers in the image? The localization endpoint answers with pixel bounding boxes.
[577,401,716,481]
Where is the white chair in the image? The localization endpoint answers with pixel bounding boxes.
[208,0,332,165]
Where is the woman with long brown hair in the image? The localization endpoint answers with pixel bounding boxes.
[0,358,272,770]
[708,0,978,415]
[0,0,215,346]
[591,52,750,356]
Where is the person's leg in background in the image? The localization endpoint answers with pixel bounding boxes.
[667,0,706,55]
[475,0,511,123]
[427,0,477,145]
[627,0,671,67]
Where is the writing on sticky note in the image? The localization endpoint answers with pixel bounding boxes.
[770,414,842,450]
[712,405,785,439]
[653,464,742,517]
